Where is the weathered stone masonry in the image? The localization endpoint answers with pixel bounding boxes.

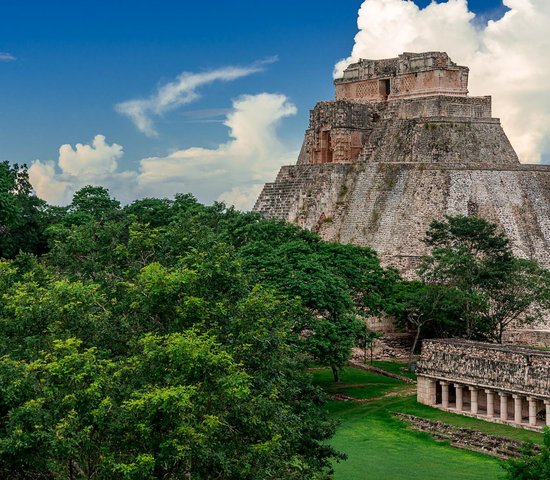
[417,339,550,430]
[254,52,550,280]
[335,52,469,102]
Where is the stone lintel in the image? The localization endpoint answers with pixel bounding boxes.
[409,116,500,125]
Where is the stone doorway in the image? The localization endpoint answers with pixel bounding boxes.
[320,130,333,163]
[379,79,391,99]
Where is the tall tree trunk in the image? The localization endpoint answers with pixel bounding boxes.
[370,343,374,366]
[498,322,504,344]
[331,365,340,383]
[409,325,422,372]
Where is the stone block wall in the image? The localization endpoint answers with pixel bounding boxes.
[253,164,351,224]
[309,101,373,128]
[335,52,469,102]
[300,101,373,165]
[322,164,550,272]
[390,96,492,120]
[362,117,518,166]
[299,97,497,166]
[503,329,550,348]
[254,161,550,274]
[417,375,437,404]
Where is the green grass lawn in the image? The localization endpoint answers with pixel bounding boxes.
[311,367,407,400]
[312,365,543,480]
[328,400,505,480]
[390,395,543,444]
[371,359,417,380]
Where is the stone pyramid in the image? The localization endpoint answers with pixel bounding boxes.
[254,52,550,275]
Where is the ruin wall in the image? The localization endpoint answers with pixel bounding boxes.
[335,52,469,102]
[387,96,491,120]
[503,330,550,348]
[298,97,499,166]
[254,162,550,274]
[417,339,550,398]
[362,117,518,165]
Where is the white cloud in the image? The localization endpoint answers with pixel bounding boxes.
[58,134,123,176]
[334,0,550,164]
[28,94,298,210]
[137,93,298,209]
[218,185,264,211]
[116,58,276,137]
[0,52,16,62]
[28,135,137,205]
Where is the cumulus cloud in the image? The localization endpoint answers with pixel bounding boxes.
[28,94,298,210]
[0,52,16,62]
[334,0,550,163]
[218,185,265,211]
[28,135,137,205]
[116,58,276,136]
[137,93,298,209]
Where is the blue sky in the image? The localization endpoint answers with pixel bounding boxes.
[3,0,540,207]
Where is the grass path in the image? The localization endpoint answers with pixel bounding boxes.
[311,367,540,480]
[329,402,504,480]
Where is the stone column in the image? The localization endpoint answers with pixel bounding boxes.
[417,376,437,406]
[469,386,479,414]
[499,392,509,421]
[441,381,449,408]
[513,395,523,425]
[454,384,463,411]
[527,398,538,427]
[485,389,495,418]
[545,401,550,427]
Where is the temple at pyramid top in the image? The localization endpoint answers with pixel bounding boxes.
[335,52,469,102]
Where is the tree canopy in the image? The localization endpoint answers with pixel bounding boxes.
[0,162,49,258]
[416,215,550,343]
[2,172,549,477]
[0,185,401,478]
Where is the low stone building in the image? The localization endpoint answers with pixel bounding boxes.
[417,339,550,430]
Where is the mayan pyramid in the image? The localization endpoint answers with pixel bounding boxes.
[254,52,550,275]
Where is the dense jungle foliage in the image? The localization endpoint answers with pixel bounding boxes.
[0,163,548,479]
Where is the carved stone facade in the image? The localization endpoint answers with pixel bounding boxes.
[300,101,373,165]
[417,339,550,430]
[335,52,469,103]
[253,52,550,281]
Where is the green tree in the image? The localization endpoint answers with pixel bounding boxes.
[503,428,550,479]
[233,220,392,382]
[356,322,383,365]
[419,215,550,342]
[0,197,344,478]
[387,281,473,369]
[481,258,550,343]
[69,185,121,221]
[0,161,49,258]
